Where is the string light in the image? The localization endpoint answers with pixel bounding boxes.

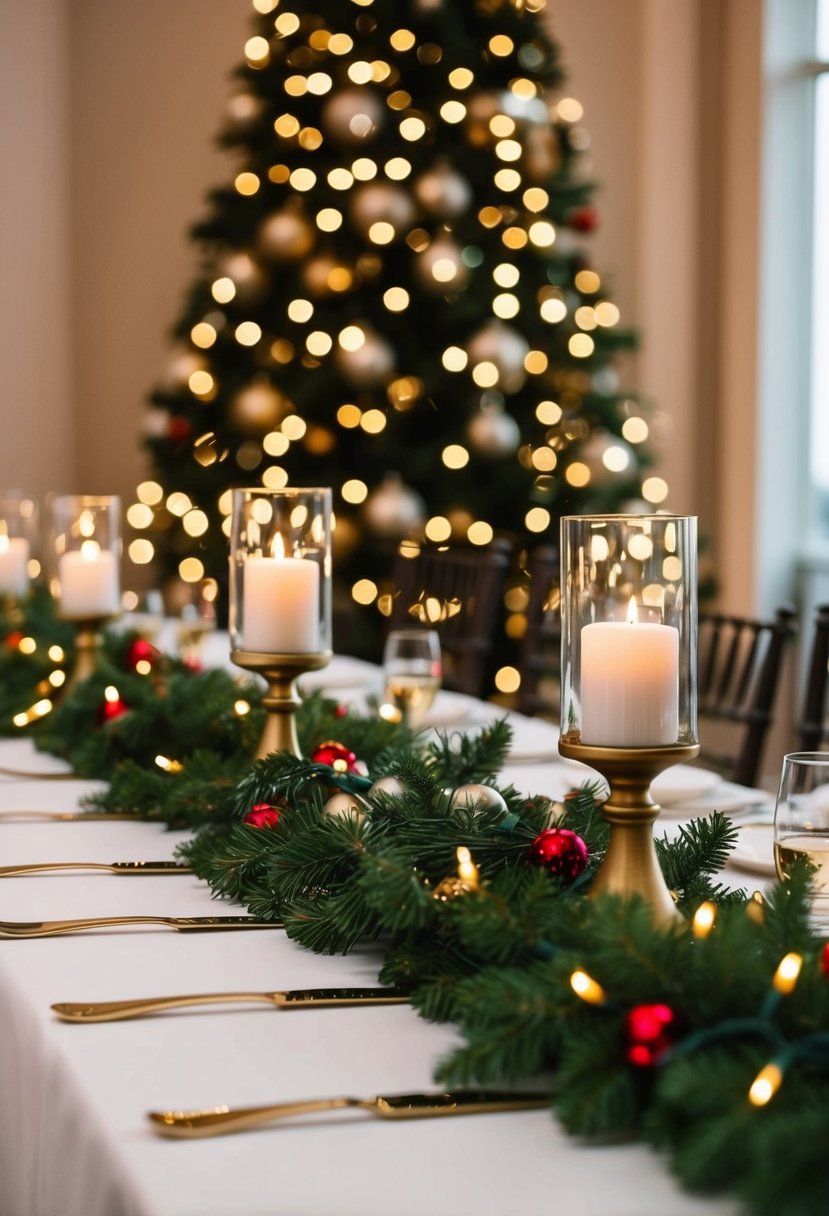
[570,969,607,1005]
[692,901,717,939]
[748,1062,783,1107]
[772,952,803,995]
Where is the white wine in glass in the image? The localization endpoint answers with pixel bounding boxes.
[773,751,829,924]
[382,630,442,726]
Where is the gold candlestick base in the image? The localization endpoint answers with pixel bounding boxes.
[62,617,111,696]
[558,738,700,925]
[231,650,332,760]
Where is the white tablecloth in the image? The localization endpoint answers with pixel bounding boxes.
[0,658,757,1216]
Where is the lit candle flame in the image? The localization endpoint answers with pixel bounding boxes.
[626,596,639,625]
[270,533,286,560]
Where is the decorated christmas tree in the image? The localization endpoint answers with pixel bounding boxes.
[136,0,657,686]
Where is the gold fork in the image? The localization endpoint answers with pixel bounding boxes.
[52,986,410,1022]
[149,1090,550,1138]
[0,915,281,938]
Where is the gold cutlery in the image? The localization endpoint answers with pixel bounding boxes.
[52,986,410,1023]
[0,810,136,822]
[0,766,76,780]
[149,1089,550,1138]
[0,860,191,877]
[0,915,281,938]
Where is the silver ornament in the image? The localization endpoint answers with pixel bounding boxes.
[449,784,508,815]
[323,88,384,144]
[218,252,267,305]
[335,328,395,388]
[362,473,425,539]
[230,381,288,435]
[577,429,636,486]
[467,404,521,457]
[415,238,469,293]
[368,775,408,798]
[414,164,472,219]
[259,210,315,260]
[467,321,529,392]
[350,183,415,240]
[322,791,365,820]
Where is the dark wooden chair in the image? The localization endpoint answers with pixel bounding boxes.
[697,603,797,787]
[515,544,560,718]
[799,603,829,752]
[386,538,512,698]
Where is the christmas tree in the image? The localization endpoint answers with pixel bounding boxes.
[136,0,656,690]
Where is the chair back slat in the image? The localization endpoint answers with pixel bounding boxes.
[387,539,512,698]
[697,604,796,787]
[799,603,829,752]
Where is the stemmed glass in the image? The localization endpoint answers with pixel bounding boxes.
[381,629,442,727]
[773,751,829,924]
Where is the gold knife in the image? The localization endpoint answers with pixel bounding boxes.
[0,810,136,822]
[52,986,410,1023]
[149,1090,550,1138]
[0,861,191,877]
[0,915,281,938]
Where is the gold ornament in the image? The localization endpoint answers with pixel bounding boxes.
[322,791,365,820]
[230,381,289,435]
[414,163,472,219]
[259,210,315,261]
[218,252,267,305]
[335,328,396,388]
[322,88,384,144]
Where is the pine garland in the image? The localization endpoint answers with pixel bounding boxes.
[4,599,829,1212]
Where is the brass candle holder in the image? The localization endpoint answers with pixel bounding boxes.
[229,487,333,762]
[559,738,699,924]
[231,649,332,760]
[560,514,699,925]
[64,616,113,696]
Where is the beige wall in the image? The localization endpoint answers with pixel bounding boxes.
[0,0,764,619]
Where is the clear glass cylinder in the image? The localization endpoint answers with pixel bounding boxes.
[0,492,38,597]
[229,487,332,656]
[560,514,698,748]
[48,494,122,620]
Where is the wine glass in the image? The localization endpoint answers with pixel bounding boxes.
[174,578,219,667]
[773,751,829,923]
[381,629,442,727]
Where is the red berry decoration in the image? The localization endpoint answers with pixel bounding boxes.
[312,739,360,773]
[333,703,348,719]
[168,416,192,444]
[569,204,599,233]
[820,942,829,976]
[97,695,129,724]
[528,828,589,883]
[243,803,282,829]
[625,1003,677,1068]
[126,637,161,672]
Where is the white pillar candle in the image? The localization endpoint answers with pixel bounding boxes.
[242,552,320,653]
[580,608,679,746]
[58,546,120,617]
[0,536,30,596]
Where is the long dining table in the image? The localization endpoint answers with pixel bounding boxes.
[0,646,772,1216]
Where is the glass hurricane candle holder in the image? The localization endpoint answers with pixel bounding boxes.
[558,514,698,923]
[229,487,332,759]
[48,494,122,692]
[0,492,38,611]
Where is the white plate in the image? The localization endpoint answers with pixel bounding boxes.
[729,821,775,876]
[651,765,721,806]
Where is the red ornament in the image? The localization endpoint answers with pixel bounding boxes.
[528,828,589,883]
[97,695,129,724]
[333,703,348,719]
[126,637,161,672]
[820,942,829,976]
[4,631,23,650]
[168,416,192,444]
[624,1003,677,1068]
[243,803,282,829]
[312,739,360,773]
[569,204,599,233]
